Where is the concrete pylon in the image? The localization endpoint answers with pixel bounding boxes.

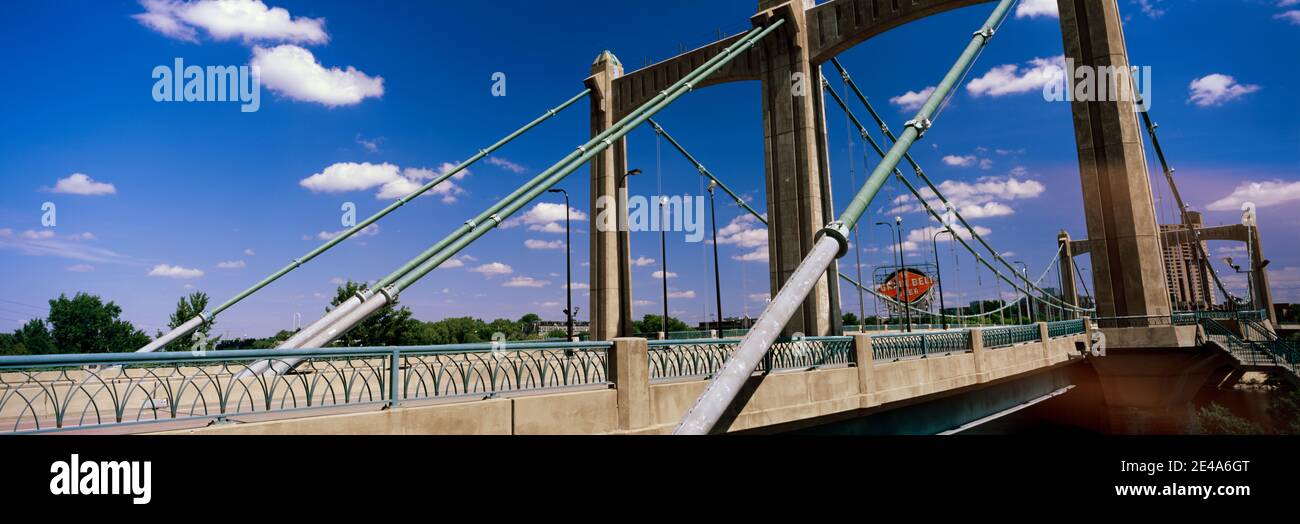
[1055,0,1171,325]
[1248,226,1276,325]
[586,51,634,340]
[1058,230,1080,310]
[752,0,837,336]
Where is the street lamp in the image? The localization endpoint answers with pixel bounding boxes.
[707,180,723,332]
[547,188,574,340]
[876,218,911,332]
[659,196,669,334]
[618,169,641,335]
[1015,260,1033,323]
[932,229,953,329]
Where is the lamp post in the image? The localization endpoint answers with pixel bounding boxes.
[547,188,574,340]
[707,181,723,332]
[1015,261,1033,324]
[659,196,669,334]
[619,169,641,335]
[876,218,910,332]
[932,229,952,329]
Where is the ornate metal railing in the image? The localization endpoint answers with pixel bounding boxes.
[647,336,853,381]
[1047,319,1085,338]
[1241,320,1299,371]
[721,328,750,338]
[666,330,711,340]
[1200,319,1275,367]
[871,330,972,361]
[983,324,1041,349]
[0,341,610,434]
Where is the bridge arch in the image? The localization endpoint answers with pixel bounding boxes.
[586,0,1171,339]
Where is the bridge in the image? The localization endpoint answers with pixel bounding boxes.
[1,0,1296,435]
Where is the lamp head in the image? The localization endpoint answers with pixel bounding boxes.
[626,168,642,176]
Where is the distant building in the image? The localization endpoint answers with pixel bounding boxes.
[1160,211,1214,309]
[533,320,590,335]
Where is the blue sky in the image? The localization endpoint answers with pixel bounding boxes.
[0,0,1297,337]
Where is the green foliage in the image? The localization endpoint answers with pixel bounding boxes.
[1194,403,1266,435]
[46,293,150,353]
[544,329,569,339]
[166,292,214,351]
[841,312,859,326]
[1268,389,1300,435]
[632,314,688,334]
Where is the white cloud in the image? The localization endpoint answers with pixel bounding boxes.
[632,256,655,267]
[943,155,978,168]
[244,248,256,256]
[1188,74,1260,107]
[66,264,94,273]
[251,45,383,107]
[486,157,526,174]
[732,247,768,262]
[503,276,548,288]
[1135,0,1166,19]
[149,264,204,279]
[652,270,677,279]
[633,299,655,307]
[748,293,770,302]
[716,214,767,248]
[668,290,696,299]
[329,277,347,285]
[470,262,513,277]
[967,56,1065,97]
[890,174,1044,217]
[216,259,246,269]
[356,134,382,153]
[314,223,379,240]
[906,225,992,245]
[49,173,116,196]
[300,162,399,192]
[1015,0,1058,18]
[0,228,136,265]
[1207,180,1300,211]
[300,162,463,202]
[525,239,564,250]
[1278,10,1300,25]
[502,202,587,233]
[889,86,936,111]
[133,0,329,44]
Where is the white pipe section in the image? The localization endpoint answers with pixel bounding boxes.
[674,236,841,435]
[135,315,205,353]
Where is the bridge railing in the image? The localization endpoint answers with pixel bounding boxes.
[1047,319,1086,339]
[647,336,853,381]
[982,324,1042,349]
[0,341,611,434]
[871,330,972,361]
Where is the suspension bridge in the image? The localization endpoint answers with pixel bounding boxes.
[1,0,1294,435]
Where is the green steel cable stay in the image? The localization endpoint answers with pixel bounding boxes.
[1133,91,1236,305]
[822,77,1091,316]
[647,118,767,225]
[264,20,789,364]
[676,0,1020,435]
[826,57,1090,314]
[137,88,592,353]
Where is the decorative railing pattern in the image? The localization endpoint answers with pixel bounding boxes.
[1241,320,1299,371]
[0,341,609,434]
[983,324,1041,349]
[1200,319,1276,367]
[647,336,853,381]
[871,330,971,361]
[665,330,711,340]
[1047,319,1085,339]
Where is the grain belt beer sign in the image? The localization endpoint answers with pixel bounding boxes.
[877,268,935,305]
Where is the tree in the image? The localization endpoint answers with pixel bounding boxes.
[842,312,859,326]
[633,314,688,334]
[416,317,489,344]
[46,293,150,353]
[9,319,55,355]
[518,313,541,335]
[327,281,421,347]
[165,292,213,351]
[1194,403,1266,435]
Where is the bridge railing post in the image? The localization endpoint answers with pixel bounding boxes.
[851,333,877,407]
[609,337,650,430]
[971,328,987,383]
[389,347,401,408]
[1037,322,1051,364]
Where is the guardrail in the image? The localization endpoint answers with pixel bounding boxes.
[1047,319,1085,339]
[982,324,1042,349]
[647,336,853,381]
[871,330,972,361]
[665,330,711,340]
[0,341,610,434]
[1200,319,1275,367]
